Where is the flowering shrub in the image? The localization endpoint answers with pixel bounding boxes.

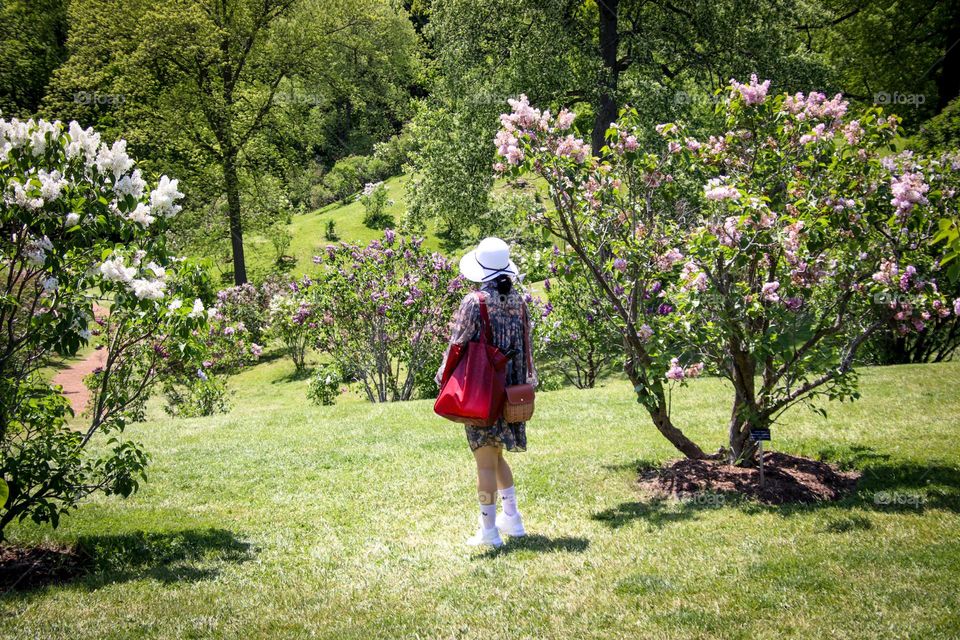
[496,82,959,464]
[537,255,622,388]
[307,363,342,406]
[358,181,393,229]
[312,231,465,402]
[0,117,209,538]
[267,276,320,374]
[202,283,270,370]
[161,369,230,418]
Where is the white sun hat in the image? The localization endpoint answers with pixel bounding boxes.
[459,237,519,283]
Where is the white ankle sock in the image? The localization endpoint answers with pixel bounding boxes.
[479,502,497,530]
[499,485,518,517]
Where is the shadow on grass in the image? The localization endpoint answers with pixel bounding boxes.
[271,367,314,383]
[592,496,728,529]
[816,444,960,514]
[2,528,254,594]
[478,534,590,558]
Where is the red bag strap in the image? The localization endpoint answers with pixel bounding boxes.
[476,292,494,344]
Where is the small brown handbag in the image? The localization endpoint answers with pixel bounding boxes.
[502,301,535,423]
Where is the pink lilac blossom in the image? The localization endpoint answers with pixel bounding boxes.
[799,123,827,145]
[638,324,654,342]
[761,281,780,302]
[684,362,705,378]
[889,172,929,217]
[656,248,684,270]
[681,264,708,292]
[842,120,863,145]
[730,74,770,105]
[666,358,685,381]
[704,178,740,201]
[872,259,899,286]
[555,134,590,162]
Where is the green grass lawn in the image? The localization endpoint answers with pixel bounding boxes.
[3,361,960,639]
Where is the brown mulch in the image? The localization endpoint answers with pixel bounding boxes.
[0,543,87,592]
[638,452,860,504]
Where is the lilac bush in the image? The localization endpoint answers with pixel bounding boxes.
[0,117,210,538]
[496,82,960,464]
[537,254,622,389]
[267,276,320,374]
[311,231,465,402]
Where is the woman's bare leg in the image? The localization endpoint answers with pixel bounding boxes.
[472,445,500,505]
[496,447,513,490]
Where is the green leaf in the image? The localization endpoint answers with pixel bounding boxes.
[0,477,8,509]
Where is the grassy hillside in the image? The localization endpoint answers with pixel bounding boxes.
[242,172,554,279]
[3,361,960,638]
[244,175,443,277]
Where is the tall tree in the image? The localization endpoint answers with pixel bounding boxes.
[409,0,834,247]
[46,0,414,285]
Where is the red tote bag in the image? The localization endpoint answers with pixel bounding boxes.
[434,295,508,426]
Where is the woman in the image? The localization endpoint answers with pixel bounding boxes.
[436,237,536,548]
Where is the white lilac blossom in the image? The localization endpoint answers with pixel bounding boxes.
[114,169,146,198]
[99,255,136,283]
[127,203,155,226]
[130,278,166,300]
[65,120,101,164]
[38,169,68,201]
[149,176,184,217]
[6,180,44,210]
[146,262,166,278]
[25,235,54,266]
[65,212,80,227]
[188,298,205,318]
[95,139,135,179]
[168,298,183,311]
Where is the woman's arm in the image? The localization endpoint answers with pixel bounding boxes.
[435,293,480,385]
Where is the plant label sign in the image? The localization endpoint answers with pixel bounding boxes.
[750,428,771,442]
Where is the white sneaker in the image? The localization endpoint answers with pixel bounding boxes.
[495,511,526,537]
[466,525,503,548]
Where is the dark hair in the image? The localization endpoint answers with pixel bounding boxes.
[494,274,513,295]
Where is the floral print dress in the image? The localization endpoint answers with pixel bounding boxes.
[436,281,537,452]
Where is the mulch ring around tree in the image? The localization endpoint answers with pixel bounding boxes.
[638,452,860,504]
[0,543,87,592]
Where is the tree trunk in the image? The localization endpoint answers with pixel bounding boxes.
[728,349,761,465]
[626,359,711,460]
[728,397,763,465]
[592,0,620,155]
[223,152,248,285]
